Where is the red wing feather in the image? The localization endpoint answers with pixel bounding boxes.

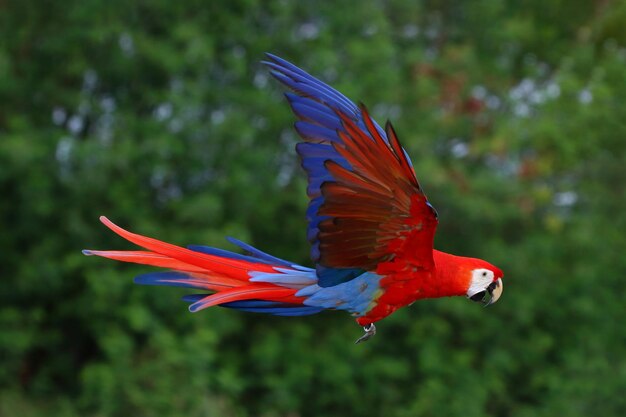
[316,105,438,271]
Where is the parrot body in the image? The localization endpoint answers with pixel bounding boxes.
[85,54,504,341]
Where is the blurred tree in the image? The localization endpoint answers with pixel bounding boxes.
[1,0,626,416]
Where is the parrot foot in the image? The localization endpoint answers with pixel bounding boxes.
[354,323,376,344]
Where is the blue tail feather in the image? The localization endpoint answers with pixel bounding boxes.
[135,272,210,289]
[226,237,294,267]
[181,295,323,317]
[187,238,296,269]
[181,294,208,303]
[187,245,274,266]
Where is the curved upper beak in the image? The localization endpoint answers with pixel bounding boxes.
[485,278,503,306]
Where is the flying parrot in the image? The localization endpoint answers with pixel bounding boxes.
[84,54,504,343]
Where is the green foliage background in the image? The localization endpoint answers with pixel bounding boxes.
[2,1,626,416]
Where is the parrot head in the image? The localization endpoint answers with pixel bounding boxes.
[466,264,504,306]
[433,251,504,305]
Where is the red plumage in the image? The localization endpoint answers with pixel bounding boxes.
[86,217,305,311]
[85,54,504,342]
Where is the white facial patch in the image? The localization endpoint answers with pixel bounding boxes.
[467,268,495,298]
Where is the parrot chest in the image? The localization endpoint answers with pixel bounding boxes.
[379,272,433,305]
[356,267,436,325]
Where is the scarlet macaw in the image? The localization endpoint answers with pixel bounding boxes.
[84,54,504,343]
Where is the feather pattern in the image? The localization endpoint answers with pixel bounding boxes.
[84,217,384,317]
[264,54,438,288]
[82,55,496,329]
[317,108,437,270]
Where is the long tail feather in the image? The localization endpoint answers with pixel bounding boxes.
[188,285,299,312]
[134,271,245,291]
[82,250,208,273]
[84,217,322,316]
[98,216,275,279]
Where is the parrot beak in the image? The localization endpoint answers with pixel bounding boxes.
[468,278,503,306]
[484,278,503,306]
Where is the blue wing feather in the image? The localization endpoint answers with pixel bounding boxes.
[294,121,341,143]
[288,96,344,130]
[264,53,417,287]
[264,56,358,116]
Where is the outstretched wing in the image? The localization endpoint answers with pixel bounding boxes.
[264,54,438,286]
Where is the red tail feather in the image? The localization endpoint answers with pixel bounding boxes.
[85,217,308,312]
[98,216,276,279]
[83,250,209,273]
[189,286,300,312]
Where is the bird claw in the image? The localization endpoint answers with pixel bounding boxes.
[354,323,376,344]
